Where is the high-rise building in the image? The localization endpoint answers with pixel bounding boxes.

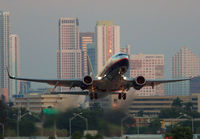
[96,21,120,73]
[129,53,164,96]
[9,34,20,97]
[80,32,94,76]
[57,18,82,91]
[165,47,199,96]
[0,11,10,89]
[171,47,199,78]
[87,43,97,75]
[20,81,31,94]
[0,88,9,102]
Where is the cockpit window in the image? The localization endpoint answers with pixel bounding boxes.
[118,53,126,56]
[112,53,128,58]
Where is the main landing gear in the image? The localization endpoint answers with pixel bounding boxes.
[90,93,98,100]
[118,93,126,100]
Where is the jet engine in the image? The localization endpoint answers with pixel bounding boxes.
[133,76,146,90]
[83,75,93,86]
[135,76,146,86]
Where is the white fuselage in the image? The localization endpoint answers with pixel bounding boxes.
[92,52,129,94]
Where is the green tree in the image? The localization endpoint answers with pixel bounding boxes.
[49,136,55,139]
[184,102,193,116]
[171,126,192,139]
[137,110,144,117]
[159,107,183,118]
[0,100,7,124]
[85,133,103,139]
[149,118,161,134]
[95,133,103,139]
[71,131,83,139]
[172,97,183,108]
[85,134,94,139]
[0,134,3,139]
[19,119,37,136]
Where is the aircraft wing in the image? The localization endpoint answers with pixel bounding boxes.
[146,78,191,84]
[126,77,191,89]
[145,78,191,88]
[7,71,82,87]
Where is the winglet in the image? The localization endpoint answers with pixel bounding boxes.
[5,67,15,79]
[87,55,95,77]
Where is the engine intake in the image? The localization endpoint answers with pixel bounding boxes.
[83,75,93,86]
[135,76,146,86]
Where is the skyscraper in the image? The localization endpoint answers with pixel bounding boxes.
[0,11,9,89]
[96,21,120,73]
[57,18,82,91]
[9,34,20,97]
[165,47,199,96]
[87,43,97,75]
[80,32,94,76]
[129,53,164,96]
[171,47,199,78]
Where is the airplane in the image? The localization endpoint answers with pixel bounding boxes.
[7,52,191,100]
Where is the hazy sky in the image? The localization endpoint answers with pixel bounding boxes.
[1,0,200,88]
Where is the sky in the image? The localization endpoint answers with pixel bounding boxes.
[1,0,200,88]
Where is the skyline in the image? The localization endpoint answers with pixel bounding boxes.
[1,0,200,88]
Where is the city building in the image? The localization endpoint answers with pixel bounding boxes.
[87,43,97,75]
[0,88,9,102]
[129,94,200,116]
[56,18,85,106]
[129,53,164,96]
[20,81,31,94]
[96,20,120,73]
[190,76,200,94]
[0,11,10,90]
[57,18,82,91]
[9,34,20,98]
[13,93,85,113]
[80,32,94,76]
[165,47,199,96]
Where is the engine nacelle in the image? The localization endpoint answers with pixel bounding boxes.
[83,75,93,86]
[135,76,146,86]
[133,76,146,90]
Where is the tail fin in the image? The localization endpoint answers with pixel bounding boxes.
[87,56,95,77]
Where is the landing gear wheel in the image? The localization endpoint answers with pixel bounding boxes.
[94,93,98,99]
[123,93,126,100]
[118,93,122,100]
